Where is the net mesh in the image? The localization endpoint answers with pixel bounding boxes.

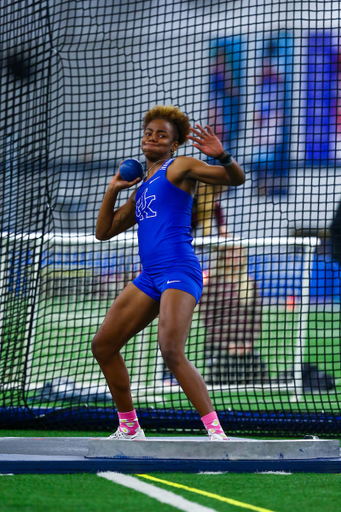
[0,0,340,436]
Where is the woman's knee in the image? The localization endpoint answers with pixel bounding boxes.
[91,332,119,363]
[160,344,185,371]
[91,334,104,361]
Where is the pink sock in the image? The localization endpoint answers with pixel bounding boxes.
[118,410,141,435]
[201,411,227,438]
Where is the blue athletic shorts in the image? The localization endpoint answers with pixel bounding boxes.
[132,261,203,305]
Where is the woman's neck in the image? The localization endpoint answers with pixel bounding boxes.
[145,155,173,179]
[145,154,171,169]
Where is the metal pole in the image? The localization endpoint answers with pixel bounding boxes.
[292,244,316,401]
[0,239,7,378]
[23,238,45,389]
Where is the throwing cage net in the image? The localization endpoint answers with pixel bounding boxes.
[1,0,340,436]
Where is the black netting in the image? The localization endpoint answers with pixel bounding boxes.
[0,0,340,436]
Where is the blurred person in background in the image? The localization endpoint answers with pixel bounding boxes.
[191,183,228,237]
[199,244,266,385]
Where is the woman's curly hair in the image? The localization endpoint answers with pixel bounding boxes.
[142,105,191,146]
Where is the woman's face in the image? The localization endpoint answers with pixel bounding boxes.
[141,118,178,160]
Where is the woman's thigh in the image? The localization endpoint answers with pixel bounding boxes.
[94,283,160,354]
[158,289,196,353]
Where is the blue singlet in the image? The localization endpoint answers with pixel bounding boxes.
[132,159,203,304]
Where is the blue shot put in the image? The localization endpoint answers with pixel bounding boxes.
[119,158,144,182]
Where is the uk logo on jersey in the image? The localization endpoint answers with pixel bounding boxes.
[135,188,157,221]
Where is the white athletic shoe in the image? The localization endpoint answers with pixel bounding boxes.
[209,432,230,441]
[108,427,146,441]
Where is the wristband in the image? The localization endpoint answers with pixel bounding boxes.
[218,150,233,166]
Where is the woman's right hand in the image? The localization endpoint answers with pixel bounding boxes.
[109,161,142,191]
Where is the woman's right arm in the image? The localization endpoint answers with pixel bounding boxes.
[95,166,141,241]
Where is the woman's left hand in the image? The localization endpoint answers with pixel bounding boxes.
[187,124,224,159]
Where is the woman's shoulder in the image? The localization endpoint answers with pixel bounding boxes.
[170,155,202,174]
[174,155,200,165]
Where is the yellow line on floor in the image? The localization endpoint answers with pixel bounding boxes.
[137,474,276,512]
[98,472,219,512]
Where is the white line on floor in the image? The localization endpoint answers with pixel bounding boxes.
[257,472,292,475]
[198,471,228,475]
[97,472,219,512]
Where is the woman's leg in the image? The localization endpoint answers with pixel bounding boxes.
[91,283,159,412]
[158,289,214,417]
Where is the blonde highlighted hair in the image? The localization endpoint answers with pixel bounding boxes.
[142,105,191,146]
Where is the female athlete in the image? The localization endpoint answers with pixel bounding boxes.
[93,105,245,441]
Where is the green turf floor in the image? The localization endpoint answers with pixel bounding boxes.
[0,473,177,512]
[0,472,340,512]
[1,305,340,442]
[23,302,341,393]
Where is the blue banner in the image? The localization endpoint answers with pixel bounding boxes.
[252,33,293,195]
[305,33,338,163]
[209,36,246,152]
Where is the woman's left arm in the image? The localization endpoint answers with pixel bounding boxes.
[185,124,245,186]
